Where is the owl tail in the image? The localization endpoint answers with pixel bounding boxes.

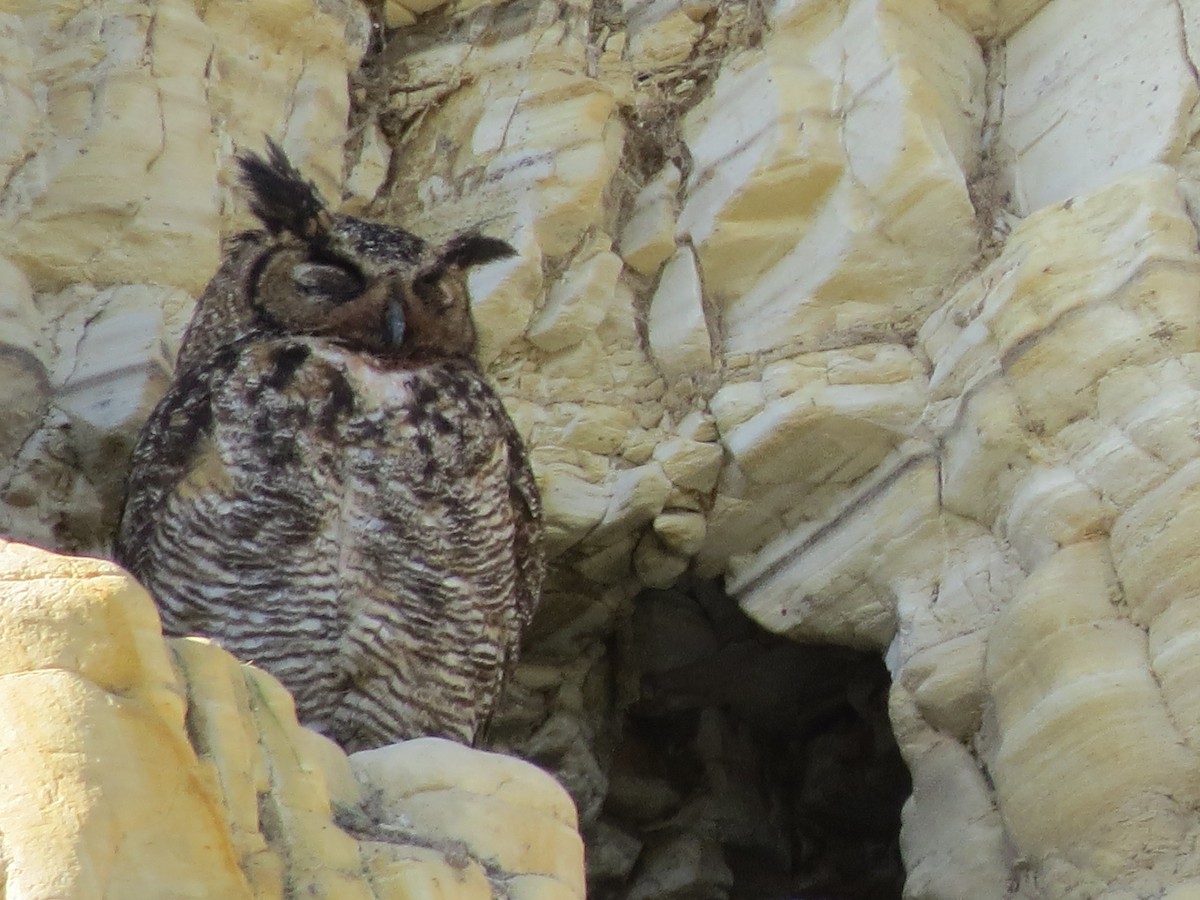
[238,138,335,242]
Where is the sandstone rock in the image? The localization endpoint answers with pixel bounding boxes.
[8,0,1200,896]
[0,539,588,900]
[0,540,254,899]
[352,738,585,900]
[647,246,713,380]
[619,163,680,277]
[1000,0,1197,210]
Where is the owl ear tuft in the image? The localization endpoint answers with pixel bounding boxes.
[435,233,518,272]
[411,233,517,298]
[238,138,333,242]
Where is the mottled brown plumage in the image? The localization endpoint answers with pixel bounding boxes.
[115,140,543,752]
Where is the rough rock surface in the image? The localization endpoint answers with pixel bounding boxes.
[3,0,1200,897]
[0,539,584,900]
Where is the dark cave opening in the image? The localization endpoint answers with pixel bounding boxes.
[588,580,911,900]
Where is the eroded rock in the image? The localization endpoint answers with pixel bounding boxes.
[0,538,584,900]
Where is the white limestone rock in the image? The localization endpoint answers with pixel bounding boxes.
[528,238,623,352]
[619,163,680,277]
[678,0,983,356]
[647,246,713,380]
[984,542,1200,881]
[1000,0,1198,210]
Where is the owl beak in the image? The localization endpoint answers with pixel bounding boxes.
[386,299,406,346]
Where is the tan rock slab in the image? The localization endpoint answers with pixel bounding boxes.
[619,163,680,277]
[985,541,1200,876]
[1001,0,1197,209]
[647,246,713,380]
[0,540,253,899]
[352,738,584,898]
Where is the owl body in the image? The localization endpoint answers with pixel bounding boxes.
[116,144,541,752]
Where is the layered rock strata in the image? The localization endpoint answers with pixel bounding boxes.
[2,0,1200,897]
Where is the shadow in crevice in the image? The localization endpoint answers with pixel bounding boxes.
[589,579,911,900]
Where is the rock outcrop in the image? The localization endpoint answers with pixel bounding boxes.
[0,539,584,899]
[4,0,1200,897]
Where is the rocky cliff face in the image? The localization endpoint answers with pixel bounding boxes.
[3,0,1200,898]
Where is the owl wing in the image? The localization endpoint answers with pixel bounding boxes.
[116,337,353,732]
[115,342,243,574]
[494,393,544,633]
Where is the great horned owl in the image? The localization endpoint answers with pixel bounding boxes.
[115,141,543,752]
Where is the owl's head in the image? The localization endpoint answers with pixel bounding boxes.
[231,139,514,362]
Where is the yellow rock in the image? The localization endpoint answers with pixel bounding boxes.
[626,7,704,70]
[680,0,982,356]
[985,541,1200,877]
[11,0,1200,896]
[619,163,680,277]
[527,238,623,352]
[0,540,589,899]
[352,738,585,898]
[652,510,708,556]
[647,247,713,380]
[1001,0,1197,209]
[0,540,253,899]
[633,532,689,589]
